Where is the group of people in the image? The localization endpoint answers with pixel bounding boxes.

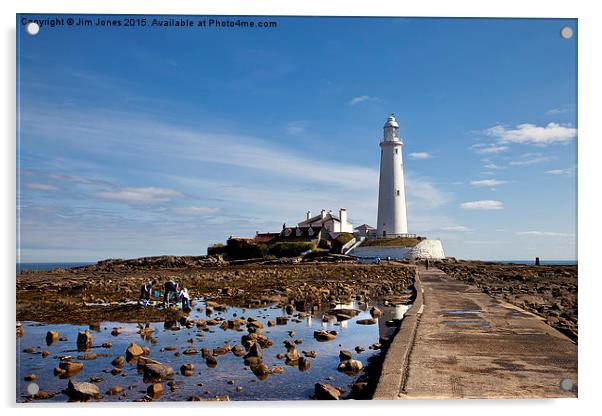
[139,279,191,310]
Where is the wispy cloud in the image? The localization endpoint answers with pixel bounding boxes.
[171,206,221,216]
[285,120,307,135]
[348,95,376,106]
[484,123,577,146]
[508,153,554,166]
[483,163,503,169]
[469,143,509,154]
[441,225,473,232]
[470,179,508,187]
[516,230,575,237]
[546,167,576,177]
[408,152,432,160]
[545,105,573,116]
[461,200,504,210]
[96,187,182,205]
[26,183,59,192]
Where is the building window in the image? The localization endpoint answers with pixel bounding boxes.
[395,148,398,154]
[396,190,400,196]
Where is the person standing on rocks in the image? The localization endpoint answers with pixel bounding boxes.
[139,279,157,306]
[178,287,191,310]
[163,279,179,306]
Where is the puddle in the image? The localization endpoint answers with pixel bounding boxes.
[17,299,411,402]
[442,320,491,329]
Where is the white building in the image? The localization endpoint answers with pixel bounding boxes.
[376,114,408,237]
[297,208,353,234]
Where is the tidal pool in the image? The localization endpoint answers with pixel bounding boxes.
[17,299,410,402]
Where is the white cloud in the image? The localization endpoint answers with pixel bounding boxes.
[441,225,473,232]
[26,183,59,191]
[469,143,509,154]
[348,95,375,106]
[546,167,576,177]
[460,200,504,210]
[516,231,575,237]
[285,120,307,135]
[509,153,554,166]
[483,163,502,169]
[171,206,221,216]
[408,152,432,160]
[470,179,508,187]
[405,175,449,209]
[97,187,182,204]
[484,122,577,146]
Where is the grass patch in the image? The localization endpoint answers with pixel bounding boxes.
[362,237,421,247]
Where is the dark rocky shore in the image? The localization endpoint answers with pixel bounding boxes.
[17,255,415,325]
[436,259,577,342]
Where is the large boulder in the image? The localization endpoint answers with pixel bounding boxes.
[337,359,363,374]
[143,362,174,381]
[76,331,92,351]
[314,383,341,400]
[313,330,337,342]
[65,379,101,401]
[125,343,144,359]
[46,331,59,346]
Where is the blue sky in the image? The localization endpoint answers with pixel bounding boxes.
[17,15,577,262]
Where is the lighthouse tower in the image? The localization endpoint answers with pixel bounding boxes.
[376,114,408,237]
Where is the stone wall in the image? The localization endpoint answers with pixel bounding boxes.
[348,239,445,260]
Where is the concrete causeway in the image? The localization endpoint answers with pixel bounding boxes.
[374,266,578,399]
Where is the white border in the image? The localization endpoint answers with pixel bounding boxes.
[2,1,600,415]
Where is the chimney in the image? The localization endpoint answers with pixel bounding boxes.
[306,211,311,220]
[321,209,326,219]
[339,208,348,225]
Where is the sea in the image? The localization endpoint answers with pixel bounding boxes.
[16,262,94,273]
[16,259,577,273]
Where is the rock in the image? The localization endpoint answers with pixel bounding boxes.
[183,348,198,355]
[339,350,353,361]
[206,355,218,367]
[271,367,284,374]
[283,339,296,350]
[298,357,311,371]
[231,345,245,356]
[77,330,92,351]
[370,306,383,318]
[313,330,337,342]
[356,318,377,325]
[285,349,300,364]
[247,320,264,331]
[302,350,317,358]
[244,342,263,360]
[89,376,104,383]
[355,346,365,353]
[41,351,49,358]
[142,346,151,356]
[16,323,24,338]
[276,316,288,325]
[144,362,174,380]
[180,363,194,376]
[110,368,122,375]
[101,342,113,349]
[111,328,120,336]
[147,383,163,398]
[285,304,294,314]
[213,345,230,356]
[164,345,177,351]
[337,359,363,374]
[188,395,202,401]
[267,320,276,327]
[46,331,59,345]
[23,347,36,353]
[112,356,125,368]
[59,361,84,374]
[125,343,144,359]
[78,353,97,360]
[314,383,341,400]
[65,379,101,401]
[250,362,270,379]
[33,391,50,400]
[24,374,36,381]
[106,386,124,395]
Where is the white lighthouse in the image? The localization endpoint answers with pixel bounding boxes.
[376,114,408,237]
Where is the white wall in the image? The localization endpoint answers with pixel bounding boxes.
[348,239,445,260]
